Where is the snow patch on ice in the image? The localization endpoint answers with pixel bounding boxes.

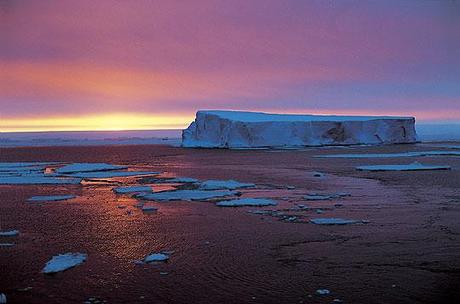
[356,162,451,171]
[42,252,87,274]
[216,198,277,207]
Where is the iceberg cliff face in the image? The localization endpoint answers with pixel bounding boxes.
[182,110,417,148]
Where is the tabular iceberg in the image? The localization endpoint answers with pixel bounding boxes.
[182,110,417,148]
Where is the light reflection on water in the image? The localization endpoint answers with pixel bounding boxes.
[1,144,447,304]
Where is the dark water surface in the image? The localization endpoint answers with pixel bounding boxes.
[1,144,460,304]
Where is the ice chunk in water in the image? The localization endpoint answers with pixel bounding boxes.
[310,218,358,225]
[316,289,331,295]
[144,253,169,263]
[356,162,451,171]
[216,198,277,207]
[138,189,238,201]
[55,163,127,174]
[0,230,19,237]
[113,186,153,194]
[28,195,76,202]
[198,180,255,190]
[42,252,87,274]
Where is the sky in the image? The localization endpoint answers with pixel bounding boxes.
[1,0,459,132]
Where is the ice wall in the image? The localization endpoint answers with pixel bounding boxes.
[182,110,417,148]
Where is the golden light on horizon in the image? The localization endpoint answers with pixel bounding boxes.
[0,113,194,132]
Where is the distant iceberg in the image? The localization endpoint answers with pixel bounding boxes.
[182,110,417,148]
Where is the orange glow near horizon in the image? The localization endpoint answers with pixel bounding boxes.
[2,109,458,133]
[0,113,194,132]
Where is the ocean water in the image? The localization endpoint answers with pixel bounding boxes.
[0,129,182,147]
[0,124,458,147]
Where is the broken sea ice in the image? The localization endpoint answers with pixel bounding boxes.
[42,252,87,274]
[216,198,277,207]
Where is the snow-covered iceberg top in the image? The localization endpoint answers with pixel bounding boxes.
[182,110,417,148]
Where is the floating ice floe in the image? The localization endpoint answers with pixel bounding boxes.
[137,189,239,201]
[0,243,15,247]
[113,186,153,194]
[0,230,19,237]
[317,150,460,158]
[0,293,6,304]
[356,162,451,172]
[304,193,351,201]
[141,205,158,212]
[42,252,87,274]
[316,289,331,295]
[28,195,76,202]
[55,163,128,174]
[198,180,255,190]
[62,171,159,178]
[313,172,325,178]
[166,177,199,183]
[216,198,277,207]
[310,218,358,225]
[143,252,169,263]
[0,176,82,185]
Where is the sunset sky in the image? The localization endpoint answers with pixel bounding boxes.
[1,0,459,132]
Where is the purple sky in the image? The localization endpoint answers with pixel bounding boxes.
[1,0,459,130]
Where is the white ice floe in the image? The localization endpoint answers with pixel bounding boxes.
[182,110,417,148]
[0,293,6,304]
[304,193,351,201]
[310,218,358,225]
[0,243,15,247]
[0,230,19,237]
[316,289,331,295]
[142,205,158,212]
[55,163,128,174]
[42,252,87,274]
[143,252,169,263]
[0,176,82,185]
[62,171,159,178]
[138,189,238,201]
[356,162,451,172]
[166,177,199,183]
[198,180,255,190]
[28,195,76,202]
[216,198,277,207]
[313,172,325,178]
[317,150,460,158]
[113,186,153,194]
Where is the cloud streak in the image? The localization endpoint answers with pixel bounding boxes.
[1,0,459,129]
